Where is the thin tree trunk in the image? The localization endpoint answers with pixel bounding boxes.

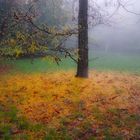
[76,0,88,78]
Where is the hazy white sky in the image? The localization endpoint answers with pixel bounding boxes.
[88,0,140,50]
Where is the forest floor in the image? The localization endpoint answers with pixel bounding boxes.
[0,71,140,140]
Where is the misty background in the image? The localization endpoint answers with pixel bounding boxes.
[62,0,140,54]
[89,0,140,53]
[64,0,140,73]
[1,0,140,73]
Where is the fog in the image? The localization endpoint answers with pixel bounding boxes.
[1,0,140,72]
[88,0,140,54]
[16,0,140,54]
[63,0,140,56]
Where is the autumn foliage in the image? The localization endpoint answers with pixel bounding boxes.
[0,71,140,139]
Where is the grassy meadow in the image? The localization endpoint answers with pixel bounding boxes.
[0,52,140,140]
[1,52,140,74]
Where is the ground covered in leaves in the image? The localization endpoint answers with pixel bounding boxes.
[0,71,140,140]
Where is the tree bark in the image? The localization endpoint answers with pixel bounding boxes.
[76,0,88,78]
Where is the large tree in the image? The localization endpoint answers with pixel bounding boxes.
[76,0,88,78]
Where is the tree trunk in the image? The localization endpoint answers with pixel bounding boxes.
[76,0,88,78]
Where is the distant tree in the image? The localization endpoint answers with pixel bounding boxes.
[0,0,14,39]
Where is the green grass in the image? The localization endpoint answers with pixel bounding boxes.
[1,52,140,74]
[90,52,140,74]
